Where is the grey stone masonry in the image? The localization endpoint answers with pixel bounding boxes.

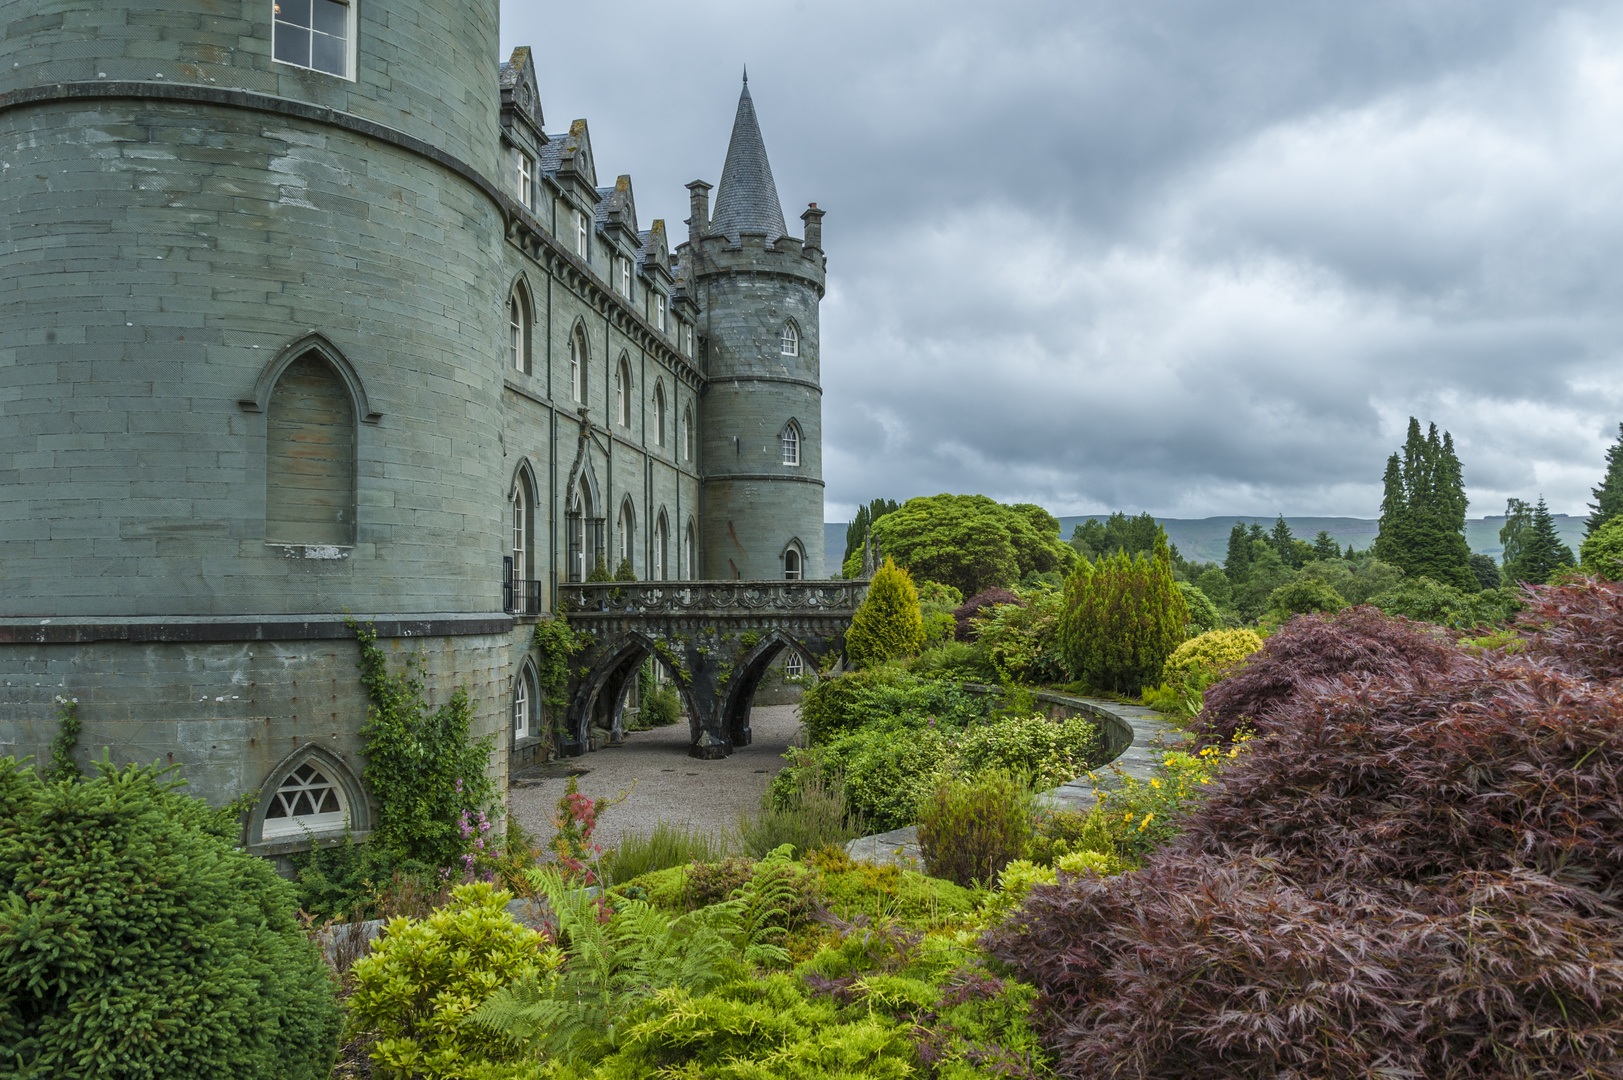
[844,691,1187,869]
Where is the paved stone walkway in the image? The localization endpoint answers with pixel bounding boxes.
[843,694,1186,868]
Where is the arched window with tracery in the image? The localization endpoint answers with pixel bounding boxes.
[261,759,349,839]
[780,321,799,357]
[781,421,801,467]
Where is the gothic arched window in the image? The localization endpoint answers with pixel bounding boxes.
[783,541,804,580]
[570,328,587,402]
[781,421,801,467]
[618,500,635,571]
[616,356,631,427]
[779,321,799,357]
[262,759,348,839]
[682,406,693,461]
[509,287,530,374]
[513,662,538,740]
[685,520,696,580]
[653,381,667,446]
[654,513,669,581]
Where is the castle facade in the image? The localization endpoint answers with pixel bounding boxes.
[0,1,825,859]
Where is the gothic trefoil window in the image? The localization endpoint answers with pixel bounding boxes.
[273,0,354,79]
[781,421,801,467]
[779,321,799,357]
[262,761,347,838]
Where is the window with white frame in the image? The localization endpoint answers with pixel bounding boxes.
[615,358,630,426]
[682,407,692,461]
[513,666,534,739]
[780,321,799,357]
[618,502,634,567]
[570,329,585,401]
[783,542,803,580]
[261,759,348,839]
[781,421,801,467]
[509,292,526,373]
[783,652,805,678]
[575,210,588,257]
[512,484,528,581]
[653,293,666,332]
[619,258,631,298]
[683,323,693,357]
[515,149,533,208]
[273,0,354,79]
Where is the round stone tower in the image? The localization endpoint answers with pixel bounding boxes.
[681,76,827,581]
[0,1,513,838]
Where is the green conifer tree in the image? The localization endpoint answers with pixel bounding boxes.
[845,557,926,668]
[1270,515,1298,566]
[1223,521,1252,583]
[1311,530,1341,561]
[1373,418,1475,590]
[1587,422,1623,536]
[1504,496,1576,585]
[1059,531,1187,693]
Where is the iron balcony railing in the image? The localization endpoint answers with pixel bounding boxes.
[502,557,544,615]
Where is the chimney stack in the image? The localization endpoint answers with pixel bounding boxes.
[800,202,824,254]
[686,180,712,248]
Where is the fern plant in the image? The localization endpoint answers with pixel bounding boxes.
[473,857,791,1065]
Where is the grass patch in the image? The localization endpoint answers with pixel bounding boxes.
[599,821,733,886]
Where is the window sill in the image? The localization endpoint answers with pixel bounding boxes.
[247,829,371,859]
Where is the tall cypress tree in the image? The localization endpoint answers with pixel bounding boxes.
[1224,521,1252,583]
[1373,418,1475,590]
[1588,422,1623,536]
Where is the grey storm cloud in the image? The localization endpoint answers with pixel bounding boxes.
[501,0,1623,521]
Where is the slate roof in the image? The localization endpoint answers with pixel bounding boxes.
[709,78,788,244]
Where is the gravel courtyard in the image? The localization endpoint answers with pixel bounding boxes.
[506,703,802,848]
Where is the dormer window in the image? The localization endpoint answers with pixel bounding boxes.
[515,150,533,209]
[619,258,631,298]
[780,321,799,357]
[653,293,666,332]
[575,210,588,258]
[273,0,354,80]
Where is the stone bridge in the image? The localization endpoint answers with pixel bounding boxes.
[556,579,867,758]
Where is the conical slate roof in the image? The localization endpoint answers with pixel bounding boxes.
[710,76,788,244]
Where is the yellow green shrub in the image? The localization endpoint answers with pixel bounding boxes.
[346,882,560,1079]
[1162,628,1263,687]
[845,558,926,668]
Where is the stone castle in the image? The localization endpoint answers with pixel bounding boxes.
[0,2,826,860]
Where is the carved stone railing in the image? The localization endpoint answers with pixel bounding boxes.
[559,579,865,616]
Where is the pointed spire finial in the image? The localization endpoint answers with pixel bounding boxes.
[742,65,748,85]
[710,72,787,243]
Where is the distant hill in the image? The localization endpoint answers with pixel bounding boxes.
[824,515,1590,569]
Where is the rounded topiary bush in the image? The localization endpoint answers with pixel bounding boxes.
[1161,628,1263,691]
[1580,517,1623,580]
[1265,577,1348,620]
[0,759,341,1080]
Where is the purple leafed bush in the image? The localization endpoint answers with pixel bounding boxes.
[952,588,1022,642]
[984,579,1623,1079]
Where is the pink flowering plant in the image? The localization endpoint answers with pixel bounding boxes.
[549,776,627,885]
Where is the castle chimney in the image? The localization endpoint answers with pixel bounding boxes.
[686,180,712,247]
[800,203,824,254]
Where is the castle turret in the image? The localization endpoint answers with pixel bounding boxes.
[681,75,826,581]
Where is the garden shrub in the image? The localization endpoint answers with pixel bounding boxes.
[1368,577,1521,628]
[798,666,987,746]
[952,712,1101,789]
[741,763,862,856]
[637,681,681,727]
[916,580,964,645]
[1058,535,1188,694]
[1264,576,1347,620]
[916,770,1035,887]
[833,725,957,832]
[1160,627,1263,687]
[600,821,730,886]
[950,587,1021,642]
[969,585,1067,683]
[1197,606,1463,743]
[986,578,1623,1079]
[1579,516,1623,580]
[1175,581,1222,633]
[909,638,996,681]
[845,558,926,668]
[0,759,341,1080]
[346,882,558,1079]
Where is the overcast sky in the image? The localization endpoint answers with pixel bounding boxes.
[501,0,1623,523]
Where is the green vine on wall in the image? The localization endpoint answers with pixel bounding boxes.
[533,616,585,721]
[349,618,496,870]
[40,695,81,783]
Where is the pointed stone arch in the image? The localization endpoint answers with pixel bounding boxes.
[239,332,381,423]
[246,743,369,855]
[720,628,819,747]
[565,630,701,754]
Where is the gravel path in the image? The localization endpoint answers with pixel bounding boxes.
[507,704,802,848]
